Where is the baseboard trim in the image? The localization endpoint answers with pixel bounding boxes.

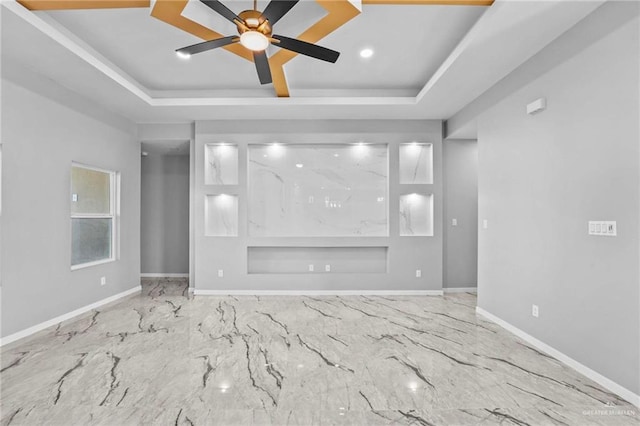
[444,287,477,293]
[141,273,189,278]
[194,289,444,296]
[0,286,142,347]
[476,306,640,408]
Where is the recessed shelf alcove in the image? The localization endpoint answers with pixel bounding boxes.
[399,193,433,236]
[205,194,238,236]
[399,143,433,184]
[205,144,238,185]
[247,246,388,274]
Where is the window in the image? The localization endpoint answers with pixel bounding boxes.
[70,164,117,269]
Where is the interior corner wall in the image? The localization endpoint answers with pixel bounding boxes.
[443,139,478,289]
[1,77,141,338]
[141,153,189,274]
[193,120,443,292]
[477,13,639,396]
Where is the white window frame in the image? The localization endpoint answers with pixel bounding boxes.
[70,163,118,271]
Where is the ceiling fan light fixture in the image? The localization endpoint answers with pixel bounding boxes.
[240,31,270,51]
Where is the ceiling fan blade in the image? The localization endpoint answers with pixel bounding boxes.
[260,0,299,25]
[271,35,340,63]
[253,51,272,85]
[176,36,238,56]
[200,0,241,24]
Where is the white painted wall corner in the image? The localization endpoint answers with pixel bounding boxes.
[0,286,141,347]
[476,306,640,408]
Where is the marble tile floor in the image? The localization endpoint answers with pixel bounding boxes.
[1,278,638,425]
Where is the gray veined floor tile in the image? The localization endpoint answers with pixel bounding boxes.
[1,278,638,426]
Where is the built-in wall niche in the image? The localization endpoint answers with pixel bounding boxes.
[205,194,238,236]
[248,246,388,274]
[399,193,433,236]
[248,143,388,237]
[204,144,238,185]
[399,143,433,184]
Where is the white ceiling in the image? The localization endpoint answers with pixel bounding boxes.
[41,3,485,94]
[1,0,605,124]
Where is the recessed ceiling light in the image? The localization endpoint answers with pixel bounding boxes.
[296,163,304,168]
[360,48,374,59]
[176,50,191,60]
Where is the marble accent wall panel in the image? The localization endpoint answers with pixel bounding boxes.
[205,194,238,236]
[399,143,433,184]
[400,193,433,236]
[205,144,238,185]
[248,144,388,237]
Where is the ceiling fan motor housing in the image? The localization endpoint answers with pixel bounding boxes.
[237,10,272,37]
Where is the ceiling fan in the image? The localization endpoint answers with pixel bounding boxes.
[176,0,340,85]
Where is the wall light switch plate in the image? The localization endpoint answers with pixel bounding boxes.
[532,304,539,318]
[72,194,78,202]
[483,219,488,229]
[325,265,331,272]
[308,264,314,272]
[452,218,457,227]
[589,221,617,236]
[218,269,224,278]
[100,277,106,286]
[416,269,421,278]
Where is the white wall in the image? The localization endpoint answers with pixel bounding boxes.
[477,10,639,397]
[194,120,444,292]
[443,139,478,289]
[1,76,140,338]
[141,153,189,274]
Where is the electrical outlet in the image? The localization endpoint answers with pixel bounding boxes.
[532,304,539,318]
[415,269,421,278]
[308,264,314,272]
[100,276,106,286]
[452,218,457,227]
[325,264,331,272]
[218,269,224,278]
